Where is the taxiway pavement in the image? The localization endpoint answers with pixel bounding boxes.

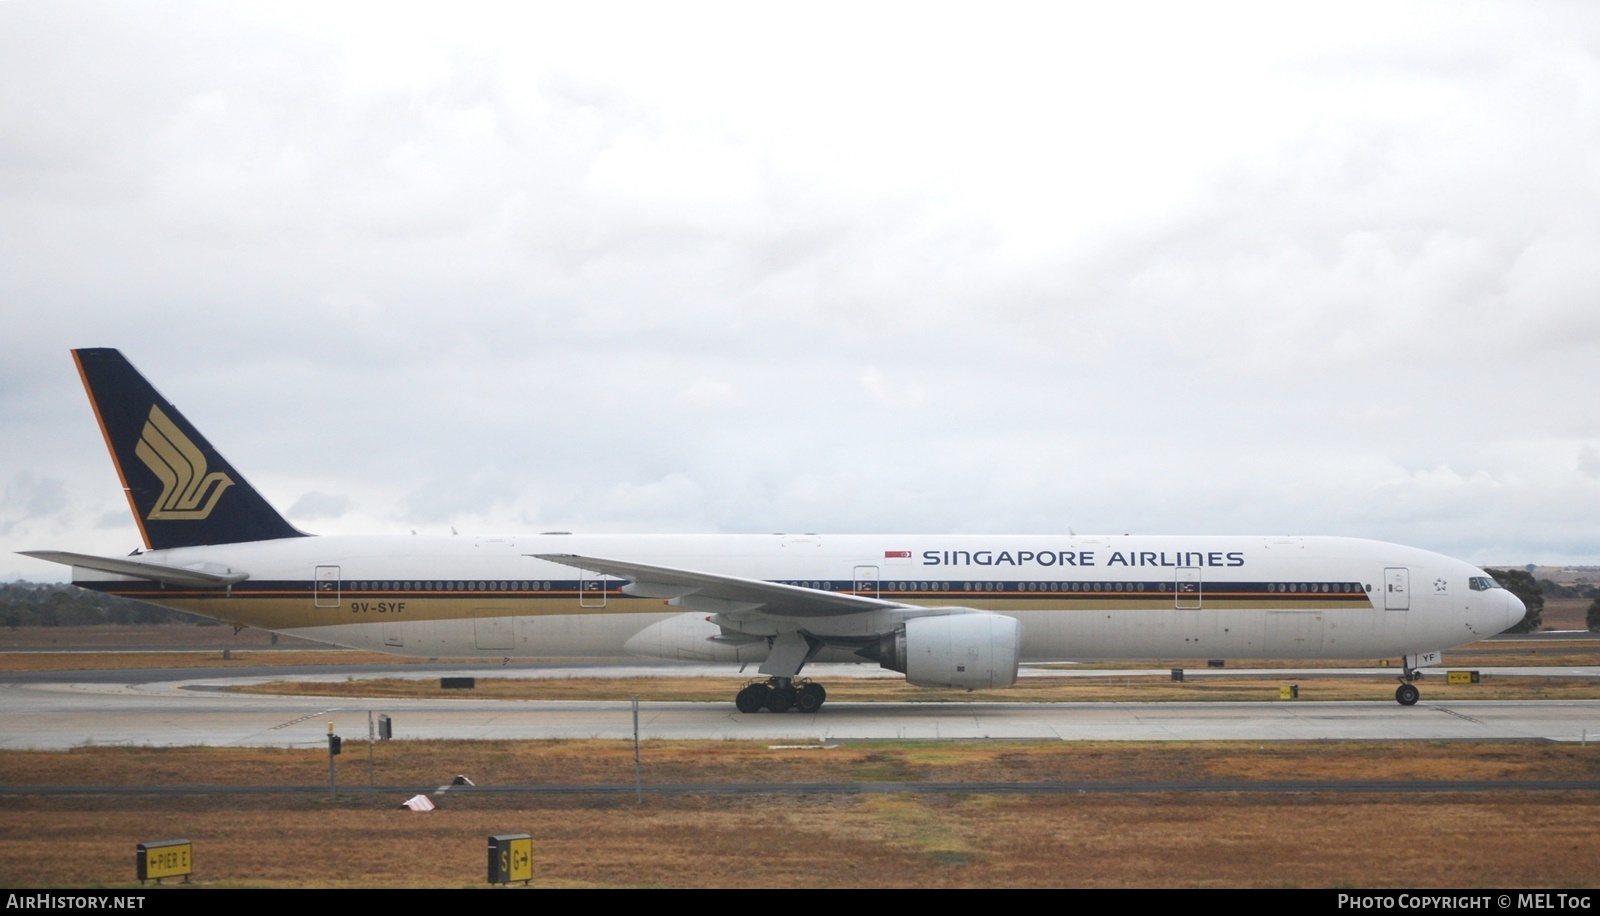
[3,663,1598,748]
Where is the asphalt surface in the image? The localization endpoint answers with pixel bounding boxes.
[4,661,1600,749]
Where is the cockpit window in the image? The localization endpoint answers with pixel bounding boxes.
[1468,576,1502,592]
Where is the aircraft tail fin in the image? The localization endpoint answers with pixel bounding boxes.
[72,348,309,550]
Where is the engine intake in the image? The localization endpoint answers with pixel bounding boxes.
[873,613,1020,689]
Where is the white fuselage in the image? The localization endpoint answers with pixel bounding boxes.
[76,533,1523,665]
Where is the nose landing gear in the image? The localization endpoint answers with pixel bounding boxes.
[1395,662,1423,706]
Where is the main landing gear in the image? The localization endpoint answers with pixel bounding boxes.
[1395,664,1422,706]
[735,677,827,714]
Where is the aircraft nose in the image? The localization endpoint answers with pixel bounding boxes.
[1503,590,1527,632]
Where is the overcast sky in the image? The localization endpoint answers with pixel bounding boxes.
[3,1,1598,581]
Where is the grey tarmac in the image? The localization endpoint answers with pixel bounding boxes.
[3,662,1599,749]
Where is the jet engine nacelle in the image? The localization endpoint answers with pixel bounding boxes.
[876,613,1020,689]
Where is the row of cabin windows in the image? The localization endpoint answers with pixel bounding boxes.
[345,579,1367,594]
[947,581,1363,594]
[352,581,556,592]
[745,579,1363,592]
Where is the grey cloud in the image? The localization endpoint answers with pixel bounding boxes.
[1580,447,1600,482]
[288,491,353,521]
[3,3,1600,569]
[0,473,68,535]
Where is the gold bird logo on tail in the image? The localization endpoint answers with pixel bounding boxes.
[134,405,234,520]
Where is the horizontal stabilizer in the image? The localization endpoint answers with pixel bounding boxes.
[19,550,249,588]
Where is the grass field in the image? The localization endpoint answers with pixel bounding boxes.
[2,621,1599,888]
[3,740,1599,888]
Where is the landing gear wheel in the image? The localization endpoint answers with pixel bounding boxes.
[1395,683,1420,706]
[766,686,796,713]
[735,684,766,713]
[796,682,826,713]
[734,676,827,713]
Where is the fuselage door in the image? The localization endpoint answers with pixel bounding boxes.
[314,565,340,609]
[1385,567,1410,610]
[1175,566,1201,610]
[580,568,610,608]
[473,609,515,651]
[853,565,880,598]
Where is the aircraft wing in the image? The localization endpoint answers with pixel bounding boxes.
[19,550,249,588]
[532,553,903,618]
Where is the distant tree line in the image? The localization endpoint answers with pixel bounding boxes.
[1538,579,1599,600]
[0,581,206,628]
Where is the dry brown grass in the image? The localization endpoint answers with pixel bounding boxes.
[1444,641,1600,667]
[0,625,306,648]
[2,740,1599,887]
[229,672,1600,703]
[10,646,1582,677]
[5,739,1600,786]
[1543,598,1593,631]
[4,625,1594,676]
[14,794,1600,888]
[0,650,410,673]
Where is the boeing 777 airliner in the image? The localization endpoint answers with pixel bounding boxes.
[23,349,1525,711]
